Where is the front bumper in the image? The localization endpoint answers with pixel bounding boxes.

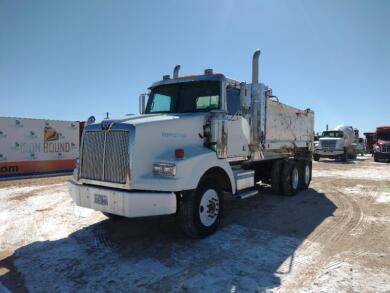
[314,149,344,157]
[68,180,177,218]
[374,152,390,160]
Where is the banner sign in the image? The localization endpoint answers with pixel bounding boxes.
[0,117,80,176]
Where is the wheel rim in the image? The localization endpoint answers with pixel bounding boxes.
[292,167,299,190]
[304,165,310,185]
[199,189,219,227]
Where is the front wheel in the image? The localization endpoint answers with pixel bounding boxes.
[178,178,223,238]
[313,154,320,161]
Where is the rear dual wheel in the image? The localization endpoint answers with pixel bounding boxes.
[281,160,300,196]
[271,159,312,196]
[298,160,312,190]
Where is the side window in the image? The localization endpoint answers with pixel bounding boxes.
[227,87,240,115]
[149,94,172,113]
[195,95,219,111]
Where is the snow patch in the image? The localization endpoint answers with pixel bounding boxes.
[10,224,322,292]
[0,183,104,251]
[299,260,390,292]
[313,166,390,181]
[341,185,390,204]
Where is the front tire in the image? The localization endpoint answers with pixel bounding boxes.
[313,154,320,161]
[178,178,223,238]
[281,160,300,196]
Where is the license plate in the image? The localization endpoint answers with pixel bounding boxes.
[94,194,108,206]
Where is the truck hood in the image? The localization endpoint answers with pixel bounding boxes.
[109,113,208,126]
[377,139,390,145]
[116,113,208,180]
[93,113,211,129]
[120,114,180,125]
[319,137,343,141]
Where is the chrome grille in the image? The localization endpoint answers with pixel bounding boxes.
[104,131,130,183]
[381,144,390,153]
[80,130,129,184]
[321,140,336,149]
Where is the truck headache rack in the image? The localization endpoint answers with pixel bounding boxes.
[80,130,130,184]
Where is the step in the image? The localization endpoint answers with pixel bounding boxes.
[233,169,255,191]
[237,189,258,199]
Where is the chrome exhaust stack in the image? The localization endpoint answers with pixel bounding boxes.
[250,49,263,160]
[173,65,181,79]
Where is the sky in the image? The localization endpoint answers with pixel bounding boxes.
[0,0,389,133]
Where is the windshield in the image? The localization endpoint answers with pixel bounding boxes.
[145,81,220,114]
[322,131,344,138]
[377,132,390,141]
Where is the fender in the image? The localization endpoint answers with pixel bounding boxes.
[180,149,236,194]
[132,146,236,193]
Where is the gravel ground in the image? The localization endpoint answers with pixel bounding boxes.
[0,155,389,292]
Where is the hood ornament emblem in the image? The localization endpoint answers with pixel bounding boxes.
[101,121,114,130]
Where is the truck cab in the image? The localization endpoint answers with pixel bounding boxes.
[314,125,357,162]
[374,126,390,162]
[68,50,314,238]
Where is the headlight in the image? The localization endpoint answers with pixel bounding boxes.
[375,145,381,152]
[153,162,177,177]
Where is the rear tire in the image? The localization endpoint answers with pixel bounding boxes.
[178,178,223,238]
[281,159,300,196]
[299,160,312,190]
[270,160,283,194]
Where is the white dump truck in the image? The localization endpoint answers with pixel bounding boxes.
[313,125,357,162]
[68,50,315,238]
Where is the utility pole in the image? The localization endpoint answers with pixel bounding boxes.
[105,112,110,120]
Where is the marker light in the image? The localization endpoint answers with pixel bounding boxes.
[175,149,184,158]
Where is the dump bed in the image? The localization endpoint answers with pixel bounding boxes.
[264,99,314,152]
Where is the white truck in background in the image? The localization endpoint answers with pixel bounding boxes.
[68,50,315,238]
[314,125,358,162]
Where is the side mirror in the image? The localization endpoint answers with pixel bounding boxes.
[139,94,147,114]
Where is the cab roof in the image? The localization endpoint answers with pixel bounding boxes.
[149,73,241,89]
